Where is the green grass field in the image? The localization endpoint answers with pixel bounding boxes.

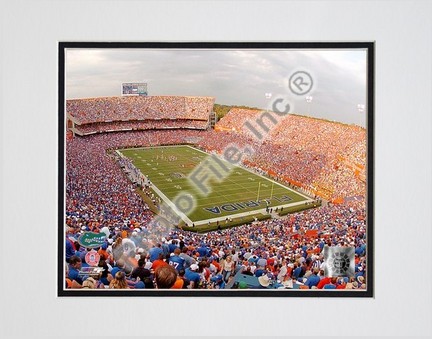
[118,145,313,226]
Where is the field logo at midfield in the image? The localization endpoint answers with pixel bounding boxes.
[171,172,186,179]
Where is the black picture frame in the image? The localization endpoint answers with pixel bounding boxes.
[58,41,374,297]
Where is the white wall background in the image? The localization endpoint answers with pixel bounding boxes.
[1,0,431,337]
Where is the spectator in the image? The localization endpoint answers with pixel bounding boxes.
[323,277,338,289]
[152,253,169,271]
[168,248,186,272]
[304,268,320,288]
[154,265,178,289]
[131,258,151,282]
[221,255,235,283]
[178,269,191,289]
[109,271,129,289]
[185,264,201,288]
[179,247,196,269]
[68,255,83,286]
[149,244,163,262]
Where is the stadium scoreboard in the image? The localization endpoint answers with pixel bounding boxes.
[121,82,148,96]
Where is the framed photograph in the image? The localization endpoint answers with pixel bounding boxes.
[59,42,374,297]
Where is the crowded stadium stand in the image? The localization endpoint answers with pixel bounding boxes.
[214,107,264,133]
[65,98,367,291]
[213,109,366,201]
[66,96,214,135]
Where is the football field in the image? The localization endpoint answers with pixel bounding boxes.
[118,145,313,226]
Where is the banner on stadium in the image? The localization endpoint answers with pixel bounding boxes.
[78,232,106,248]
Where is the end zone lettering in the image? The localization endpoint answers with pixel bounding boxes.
[204,196,292,214]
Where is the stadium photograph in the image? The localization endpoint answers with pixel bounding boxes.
[59,42,373,296]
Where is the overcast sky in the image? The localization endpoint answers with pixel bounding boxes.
[66,48,367,127]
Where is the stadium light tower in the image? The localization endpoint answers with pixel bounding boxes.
[265,93,272,112]
[305,95,313,116]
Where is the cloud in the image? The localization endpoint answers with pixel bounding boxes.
[66,48,367,126]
